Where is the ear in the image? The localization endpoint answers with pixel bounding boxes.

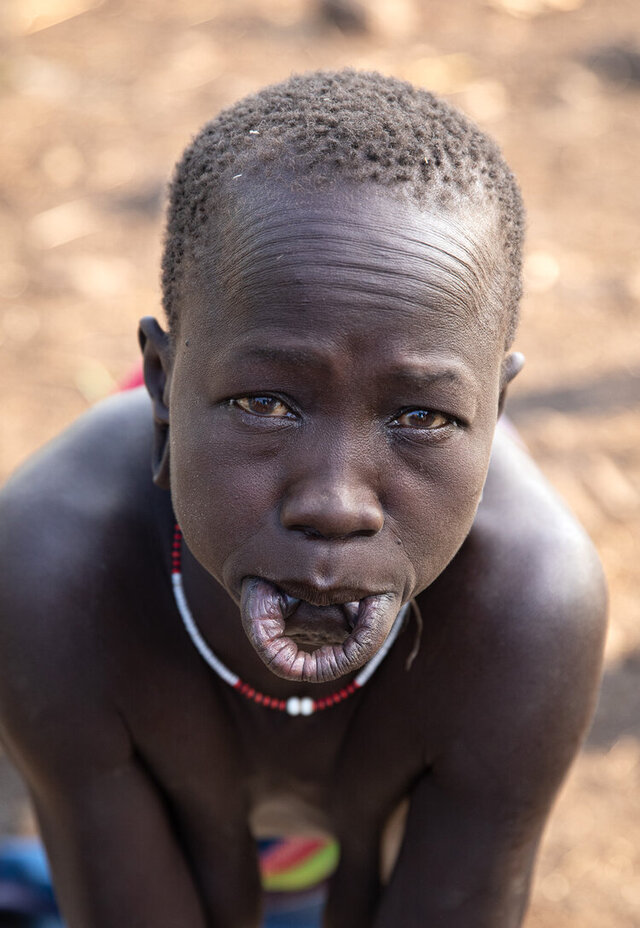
[498,351,525,417]
[138,316,172,490]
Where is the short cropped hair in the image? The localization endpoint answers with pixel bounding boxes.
[162,69,524,347]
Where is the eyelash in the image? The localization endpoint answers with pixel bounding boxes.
[390,407,459,433]
[227,395,297,420]
[227,395,460,434]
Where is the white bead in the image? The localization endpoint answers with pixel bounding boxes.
[300,697,314,716]
[287,696,301,716]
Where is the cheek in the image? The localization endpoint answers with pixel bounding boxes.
[390,434,492,587]
[168,411,280,578]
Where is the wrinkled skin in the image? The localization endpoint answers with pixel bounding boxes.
[158,182,513,686]
[0,179,606,928]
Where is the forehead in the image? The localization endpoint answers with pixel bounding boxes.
[181,178,506,363]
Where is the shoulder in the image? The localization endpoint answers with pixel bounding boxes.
[460,421,607,645]
[0,386,159,549]
[0,388,160,609]
[0,390,160,788]
[479,423,607,655]
[0,387,155,521]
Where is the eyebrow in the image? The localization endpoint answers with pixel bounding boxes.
[236,347,475,390]
[384,365,474,390]
[387,364,478,418]
[237,345,333,369]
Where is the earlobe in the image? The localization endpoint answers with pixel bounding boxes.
[138,316,172,490]
[498,351,525,416]
[150,420,171,490]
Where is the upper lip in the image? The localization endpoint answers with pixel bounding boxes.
[264,578,381,607]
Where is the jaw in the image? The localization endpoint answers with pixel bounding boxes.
[240,577,401,683]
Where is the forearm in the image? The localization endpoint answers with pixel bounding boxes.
[372,870,534,928]
[31,786,211,928]
[367,772,543,928]
[324,839,381,928]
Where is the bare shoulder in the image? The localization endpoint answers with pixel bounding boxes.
[475,422,608,650]
[0,388,158,600]
[0,387,155,525]
[428,424,608,810]
[0,389,159,788]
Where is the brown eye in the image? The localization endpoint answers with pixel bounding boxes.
[234,396,293,418]
[395,409,450,429]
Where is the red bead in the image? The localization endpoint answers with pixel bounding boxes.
[254,693,263,704]
[247,688,255,698]
[263,696,271,707]
[317,700,326,710]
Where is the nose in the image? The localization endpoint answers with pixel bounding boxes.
[280,453,385,541]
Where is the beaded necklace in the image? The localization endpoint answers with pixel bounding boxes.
[171,523,407,716]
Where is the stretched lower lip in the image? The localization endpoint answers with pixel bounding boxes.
[240,578,400,683]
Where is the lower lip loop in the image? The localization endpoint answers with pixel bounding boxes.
[240,578,398,683]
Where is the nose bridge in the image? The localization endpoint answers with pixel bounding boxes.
[280,425,384,539]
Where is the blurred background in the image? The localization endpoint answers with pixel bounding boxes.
[0,0,639,925]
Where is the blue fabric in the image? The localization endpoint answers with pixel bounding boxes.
[263,885,325,928]
[0,838,323,927]
[0,838,63,927]
[263,897,324,927]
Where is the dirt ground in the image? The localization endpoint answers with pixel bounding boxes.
[1,0,639,924]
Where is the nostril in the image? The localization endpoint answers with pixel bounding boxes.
[290,523,380,541]
[291,524,345,540]
[357,527,379,538]
[297,525,324,540]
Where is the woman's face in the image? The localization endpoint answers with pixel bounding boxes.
[165,180,511,683]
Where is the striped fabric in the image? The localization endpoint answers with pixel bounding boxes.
[259,838,339,893]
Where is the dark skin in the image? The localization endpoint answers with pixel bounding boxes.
[0,179,606,928]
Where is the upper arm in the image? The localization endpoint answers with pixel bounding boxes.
[0,487,208,928]
[376,521,607,928]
